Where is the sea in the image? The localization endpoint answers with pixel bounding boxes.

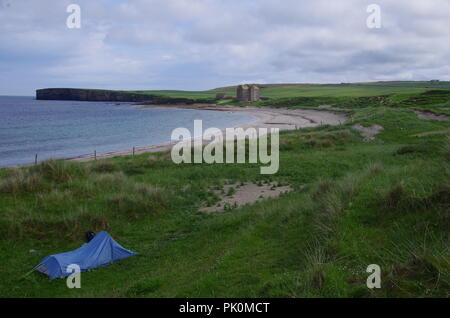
[0,96,257,167]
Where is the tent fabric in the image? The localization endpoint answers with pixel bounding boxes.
[34,231,137,279]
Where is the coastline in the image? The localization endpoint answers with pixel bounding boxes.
[2,105,348,167]
[68,105,347,163]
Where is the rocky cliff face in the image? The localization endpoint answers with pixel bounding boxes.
[36,88,197,104]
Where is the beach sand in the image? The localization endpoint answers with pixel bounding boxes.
[69,105,348,163]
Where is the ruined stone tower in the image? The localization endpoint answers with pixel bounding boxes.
[236,84,260,102]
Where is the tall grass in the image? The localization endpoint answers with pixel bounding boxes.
[0,101,449,297]
[33,160,87,183]
[0,168,44,195]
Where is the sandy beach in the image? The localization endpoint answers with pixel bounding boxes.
[69,105,347,163]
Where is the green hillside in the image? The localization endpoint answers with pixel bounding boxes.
[1,82,449,298]
[131,81,450,100]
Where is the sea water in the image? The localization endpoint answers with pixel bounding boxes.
[0,96,256,167]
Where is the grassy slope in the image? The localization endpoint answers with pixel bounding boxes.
[129,90,225,100]
[0,83,449,297]
[131,81,450,99]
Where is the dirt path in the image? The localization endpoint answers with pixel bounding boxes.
[200,182,293,213]
[414,110,450,121]
[412,129,450,137]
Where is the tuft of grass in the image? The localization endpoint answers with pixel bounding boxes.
[368,163,383,175]
[379,177,449,214]
[0,168,44,195]
[0,206,110,241]
[106,184,167,219]
[148,156,159,165]
[381,232,450,297]
[148,152,172,166]
[301,129,358,148]
[33,160,87,183]
[311,179,334,199]
[303,242,329,290]
[133,184,167,207]
[382,183,406,212]
[89,160,117,173]
[91,172,128,191]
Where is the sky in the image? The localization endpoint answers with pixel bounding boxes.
[1,0,450,95]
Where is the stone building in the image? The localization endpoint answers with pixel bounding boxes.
[237,84,249,101]
[249,85,260,102]
[237,84,260,102]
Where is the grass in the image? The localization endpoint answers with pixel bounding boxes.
[0,82,449,297]
[107,81,450,101]
[84,81,450,114]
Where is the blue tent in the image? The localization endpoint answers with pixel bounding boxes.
[34,232,137,279]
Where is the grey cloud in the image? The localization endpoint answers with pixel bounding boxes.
[1,0,450,95]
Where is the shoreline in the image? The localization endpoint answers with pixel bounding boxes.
[4,105,347,167]
[68,105,267,163]
[68,105,347,163]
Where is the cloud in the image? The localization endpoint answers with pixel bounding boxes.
[0,0,449,95]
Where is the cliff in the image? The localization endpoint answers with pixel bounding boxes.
[36,88,199,104]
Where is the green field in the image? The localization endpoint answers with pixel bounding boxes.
[132,81,450,100]
[1,82,449,297]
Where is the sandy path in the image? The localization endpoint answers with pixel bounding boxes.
[200,182,293,213]
[69,105,347,163]
[414,110,450,121]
